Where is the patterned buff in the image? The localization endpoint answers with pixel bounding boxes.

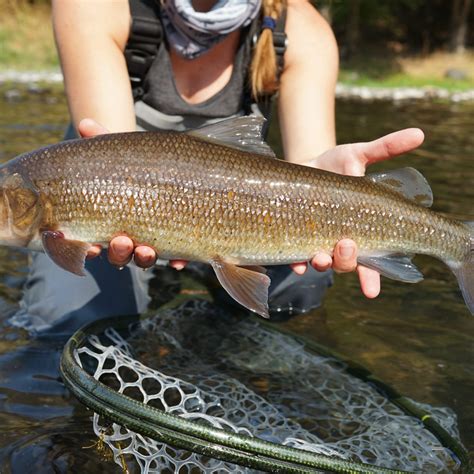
[161,0,262,59]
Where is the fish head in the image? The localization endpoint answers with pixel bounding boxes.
[0,171,42,246]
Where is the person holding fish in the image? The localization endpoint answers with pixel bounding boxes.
[11,0,427,331]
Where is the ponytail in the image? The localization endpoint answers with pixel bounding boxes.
[250,0,286,98]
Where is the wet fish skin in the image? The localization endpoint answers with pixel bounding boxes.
[0,123,472,317]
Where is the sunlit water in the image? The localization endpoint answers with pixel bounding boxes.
[0,85,472,471]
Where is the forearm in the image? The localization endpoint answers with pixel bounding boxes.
[278,0,338,165]
[52,0,136,133]
[278,65,337,163]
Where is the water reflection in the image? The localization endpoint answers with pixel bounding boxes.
[0,86,472,469]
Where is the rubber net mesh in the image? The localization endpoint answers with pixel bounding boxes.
[75,300,462,473]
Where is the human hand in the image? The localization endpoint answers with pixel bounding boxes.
[78,118,188,271]
[291,128,425,298]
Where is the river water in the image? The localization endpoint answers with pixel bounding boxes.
[0,85,472,471]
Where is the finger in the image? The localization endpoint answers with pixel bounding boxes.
[86,244,102,260]
[134,245,157,269]
[310,252,332,272]
[357,265,381,298]
[355,128,425,167]
[108,235,134,267]
[170,259,188,271]
[333,239,357,273]
[78,118,109,138]
[290,262,308,275]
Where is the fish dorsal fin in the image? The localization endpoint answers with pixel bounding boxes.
[187,115,276,158]
[358,253,424,283]
[368,167,433,207]
[211,257,271,318]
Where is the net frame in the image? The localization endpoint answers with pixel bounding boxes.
[60,299,471,473]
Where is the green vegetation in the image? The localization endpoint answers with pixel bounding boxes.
[319,0,474,90]
[339,50,474,91]
[338,72,474,92]
[0,2,58,70]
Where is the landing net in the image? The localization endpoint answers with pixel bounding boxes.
[61,298,469,473]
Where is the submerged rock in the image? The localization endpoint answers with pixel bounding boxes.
[26,83,52,95]
[3,89,22,102]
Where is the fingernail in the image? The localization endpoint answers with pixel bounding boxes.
[112,244,132,261]
[339,243,355,259]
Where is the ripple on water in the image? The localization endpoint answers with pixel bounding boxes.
[0,90,473,469]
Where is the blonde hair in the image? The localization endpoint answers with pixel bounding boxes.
[250,0,286,98]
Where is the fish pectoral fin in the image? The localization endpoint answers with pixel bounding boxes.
[211,257,271,318]
[187,115,276,158]
[358,253,424,283]
[41,230,91,276]
[367,168,433,207]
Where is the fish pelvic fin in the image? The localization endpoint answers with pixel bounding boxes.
[41,230,91,276]
[357,253,424,283]
[211,257,271,318]
[448,222,474,315]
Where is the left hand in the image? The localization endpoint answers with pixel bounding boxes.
[79,118,187,270]
[290,128,425,298]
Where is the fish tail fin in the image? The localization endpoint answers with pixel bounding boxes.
[448,221,474,315]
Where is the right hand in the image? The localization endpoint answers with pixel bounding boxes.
[78,118,188,271]
[291,128,425,299]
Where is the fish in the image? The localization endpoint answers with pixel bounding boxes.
[0,116,472,317]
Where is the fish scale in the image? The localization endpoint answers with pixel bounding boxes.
[9,131,471,262]
[0,115,472,316]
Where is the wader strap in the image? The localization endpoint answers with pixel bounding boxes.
[125,0,163,101]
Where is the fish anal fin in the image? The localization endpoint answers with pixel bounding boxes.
[450,260,474,316]
[368,168,433,207]
[42,230,91,276]
[211,257,271,318]
[358,253,424,283]
[187,115,275,158]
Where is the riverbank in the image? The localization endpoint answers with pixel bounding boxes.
[0,3,57,70]
[2,69,474,103]
[2,3,474,102]
[2,1,474,102]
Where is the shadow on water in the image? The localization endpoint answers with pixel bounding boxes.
[0,85,473,471]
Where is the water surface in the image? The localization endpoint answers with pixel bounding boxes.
[0,86,472,470]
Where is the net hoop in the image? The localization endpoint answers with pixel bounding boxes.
[60,303,471,473]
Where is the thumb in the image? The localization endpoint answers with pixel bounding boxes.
[78,118,109,138]
[355,128,425,168]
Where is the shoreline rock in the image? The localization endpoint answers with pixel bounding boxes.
[0,70,63,84]
[335,83,474,103]
[1,69,474,102]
